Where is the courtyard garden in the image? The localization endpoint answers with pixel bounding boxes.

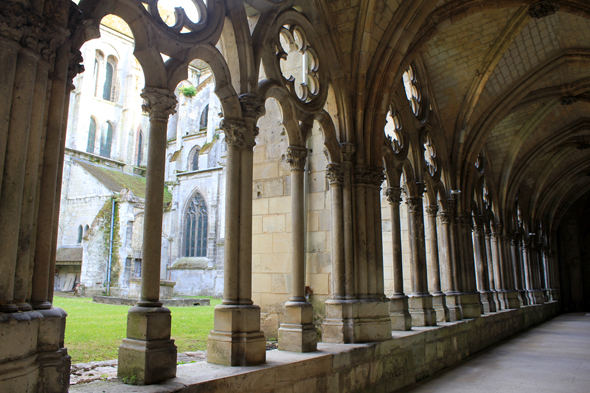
[54,295,221,363]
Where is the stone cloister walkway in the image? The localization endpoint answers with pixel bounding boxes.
[401,313,590,393]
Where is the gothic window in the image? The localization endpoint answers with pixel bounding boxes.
[84,225,89,236]
[184,192,208,257]
[136,131,143,166]
[102,56,117,102]
[423,131,437,177]
[199,105,208,130]
[483,178,490,209]
[77,225,83,244]
[93,51,104,97]
[100,121,113,158]
[134,259,142,278]
[87,117,96,154]
[189,146,200,171]
[402,65,421,116]
[384,108,403,154]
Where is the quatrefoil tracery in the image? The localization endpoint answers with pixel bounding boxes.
[142,0,208,34]
[385,108,404,154]
[423,132,437,177]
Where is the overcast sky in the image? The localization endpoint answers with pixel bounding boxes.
[160,0,201,22]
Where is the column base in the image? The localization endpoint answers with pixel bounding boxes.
[388,295,412,331]
[502,290,521,309]
[278,301,317,352]
[517,290,529,306]
[207,305,266,366]
[432,293,450,323]
[480,291,496,313]
[118,306,177,384]
[458,293,482,319]
[550,289,559,301]
[408,295,436,327]
[491,290,503,311]
[444,293,463,321]
[531,290,545,305]
[322,299,392,343]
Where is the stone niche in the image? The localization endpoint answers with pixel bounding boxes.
[167,257,217,296]
[129,279,176,299]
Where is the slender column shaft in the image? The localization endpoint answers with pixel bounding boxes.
[473,225,490,291]
[223,142,240,303]
[542,250,551,289]
[497,233,509,291]
[238,138,254,304]
[510,237,523,291]
[31,43,69,309]
[485,231,495,290]
[287,147,307,301]
[373,184,385,298]
[491,232,504,290]
[521,242,532,291]
[365,184,377,296]
[501,236,514,290]
[138,88,176,307]
[438,211,456,292]
[0,49,38,312]
[13,60,49,310]
[342,161,355,298]
[386,187,404,296]
[407,196,428,295]
[448,202,461,292]
[425,205,442,293]
[327,164,344,298]
[354,179,368,297]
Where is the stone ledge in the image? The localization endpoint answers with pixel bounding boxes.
[92,297,211,307]
[69,302,559,393]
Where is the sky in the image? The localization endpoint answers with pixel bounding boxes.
[159,0,202,22]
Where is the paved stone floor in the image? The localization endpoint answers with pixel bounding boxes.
[400,313,590,393]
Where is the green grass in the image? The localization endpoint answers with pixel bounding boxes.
[53,296,221,364]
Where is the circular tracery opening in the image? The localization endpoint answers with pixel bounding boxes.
[278,25,320,103]
[385,109,404,154]
[403,65,421,116]
[423,132,437,177]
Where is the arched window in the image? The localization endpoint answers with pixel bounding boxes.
[94,51,104,97]
[77,225,83,244]
[100,122,113,158]
[199,104,208,130]
[87,117,96,154]
[136,130,143,166]
[184,192,208,257]
[189,146,200,171]
[403,65,421,116]
[84,225,89,235]
[103,56,117,101]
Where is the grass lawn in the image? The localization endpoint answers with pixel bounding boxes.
[54,296,221,364]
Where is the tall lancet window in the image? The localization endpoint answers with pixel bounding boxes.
[87,117,96,154]
[184,192,208,257]
[100,122,113,158]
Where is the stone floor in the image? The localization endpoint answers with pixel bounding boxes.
[400,313,590,393]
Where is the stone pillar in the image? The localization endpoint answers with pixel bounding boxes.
[511,236,527,306]
[207,95,266,365]
[485,230,501,311]
[386,187,411,330]
[490,229,507,309]
[425,204,449,322]
[327,164,345,299]
[528,242,544,304]
[438,208,462,321]
[278,147,316,352]
[118,88,178,384]
[474,223,495,313]
[406,191,436,327]
[542,248,551,301]
[457,212,482,319]
[499,231,520,309]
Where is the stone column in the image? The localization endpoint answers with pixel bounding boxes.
[386,187,411,330]
[511,236,527,306]
[406,191,436,326]
[542,248,551,301]
[499,231,520,309]
[278,147,316,352]
[327,164,345,299]
[528,243,544,304]
[474,223,495,313]
[207,97,266,365]
[485,229,501,311]
[438,208,462,321]
[118,88,177,385]
[425,204,449,322]
[521,240,534,303]
[457,212,482,318]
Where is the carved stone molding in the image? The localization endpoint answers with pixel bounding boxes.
[341,143,356,162]
[438,211,452,224]
[406,197,423,213]
[326,163,344,184]
[560,96,577,105]
[286,146,307,171]
[385,187,403,204]
[473,225,483,235]
[425,204,438,217]
[485,229,492,238]
[67,48,85,90]
[220,119,248,148]
[528,1,559,19]
[141,88,177,120]
[239,93,265,119]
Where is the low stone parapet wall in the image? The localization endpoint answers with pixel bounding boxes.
[92,296,210,307]
[70,302,559,393]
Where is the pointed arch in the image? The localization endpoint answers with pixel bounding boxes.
[183,190,208,257]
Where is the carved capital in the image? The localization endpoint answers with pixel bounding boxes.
[353,166,370,184]
[341,143,356,162]
[286,146,307,171]
[239,93,265,119]
[67,48,84,90]
[220,119,248,148]
[406,197,423,213]
[439,211,452,224]
[425,204,438,217]
[528,1,559,19]
[473,225,483,235]
[485,229,492,238]
[457,212,472,225]
[385,187,403,204]
[141,88,177,120]
[326,163,344,184]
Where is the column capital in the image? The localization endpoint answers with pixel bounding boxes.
[438,211,452,223]
[141,88,177,120]
[326,163,344,184]
[356,167,385,187]
[473,225,484,235]
[286,146,307,171]
[385,187,403,204]
[457,212,472,225]
[406,196,423,213]
[220,119,248,148]
[341,143,356,162]
[67,48,84,91]
[425,204,438,217]
[239,93,265,119]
